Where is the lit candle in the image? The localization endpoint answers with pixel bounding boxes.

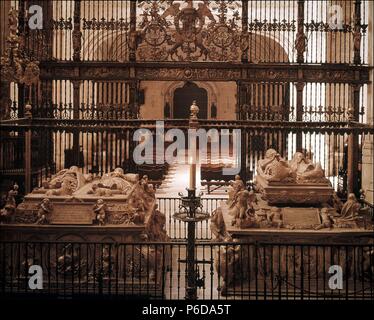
[189,159,196,190]
[189,101,199,190]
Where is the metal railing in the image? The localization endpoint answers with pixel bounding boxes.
[157,197,226,240]
[1,240,373,300]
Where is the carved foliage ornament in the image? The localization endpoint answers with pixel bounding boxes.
[0,8,40,86]
[136,0,242,62]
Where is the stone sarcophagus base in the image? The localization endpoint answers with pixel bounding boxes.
[256,175,334,205]
[214,202,374,297]
[0,167,170,297]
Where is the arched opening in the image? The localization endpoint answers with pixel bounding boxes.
[173,82,208,119]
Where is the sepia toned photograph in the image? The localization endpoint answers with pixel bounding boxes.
[0,0,373,312]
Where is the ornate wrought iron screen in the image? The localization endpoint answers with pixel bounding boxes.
[0,0,372,199]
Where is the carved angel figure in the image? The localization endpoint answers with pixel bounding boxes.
[36,198,53,225]
[268,207,283,228]
[227,175,245,208]
[229,190,257,228]
[93,199,107,225]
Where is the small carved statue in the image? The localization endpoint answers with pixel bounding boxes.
[257,149,292,182]
[295,32,308,55]
[288,152,325,182]
[353,30,361,52]
[229,190,257,228]
[227,175,245,208]
[140,174,156,204]
[57,244,82,275]
[36,198,53,225]
[314,208,334,230]
[145,204,168,241]
[101,246,114,277]
[0,184,18,223]
[210,207,228,241]
[126,199,146,225]
[338,193,361,221]
[190,101,199,120]
[268,207,283,228]
[140,175,150,191]
[93,199,107,226]
[216,238,242,295]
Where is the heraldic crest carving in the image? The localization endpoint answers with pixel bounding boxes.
[136,0,242,62]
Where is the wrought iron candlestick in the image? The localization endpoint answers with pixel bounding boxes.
[173,101,210,300]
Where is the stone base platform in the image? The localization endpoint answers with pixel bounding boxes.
[220,201,373,243]
[256,175,334,205]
